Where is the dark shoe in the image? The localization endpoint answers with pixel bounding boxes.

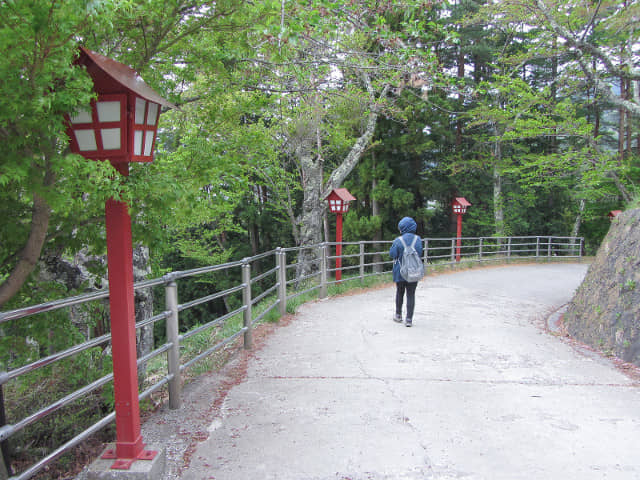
[393,314,403,323]
[405,318,412,327]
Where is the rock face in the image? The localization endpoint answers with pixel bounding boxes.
[40,246,154,360]
[564,209,640,365]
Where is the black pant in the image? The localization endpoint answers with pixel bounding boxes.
[395,281,417,320]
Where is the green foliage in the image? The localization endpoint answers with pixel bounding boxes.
[4,342,113,474]
[1,1,639,473]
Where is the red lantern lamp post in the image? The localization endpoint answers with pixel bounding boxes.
[453,197,471,262]
[65,47,175,469]
[325,188,355,282]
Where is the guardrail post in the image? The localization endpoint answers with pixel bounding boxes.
[450,238,456,263]
[507,237,512,258]
[242,260,253,350]
[320,243,328,298]
[359,242,365,282]
[165,280,182,410]
[0,385,10,479]
[276,248,287,316]
[479,238,483,260]
[547,236,552,257]
[536,236,540,258]
[423,238,429,264]
[579,237,584,257]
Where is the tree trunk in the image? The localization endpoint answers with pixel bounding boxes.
[493,162,505,238]
[0,164,53,308]
[456,45,464,149]
[619,73,626,162]
[371,152,383,273]
[571,199,585,255]
[492,133,505,238]
[293,81,388,281]
[294,145,325,283]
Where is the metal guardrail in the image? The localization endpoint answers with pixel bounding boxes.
[0,235,583,479]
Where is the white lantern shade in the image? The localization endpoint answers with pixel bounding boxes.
[133,130,143,156]
[67,94,126,157]
[329,199,350,213]
[96,101,121,122]
[101,128,121,150]
[135,98,146,124]
[453,197,471,215]
[146,103,159,126]
[70,108,92,124]
[73,129,97,151]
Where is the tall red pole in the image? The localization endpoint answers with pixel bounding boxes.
[335,212,343,281]
[102,163,154,466]
[456,213,463,262]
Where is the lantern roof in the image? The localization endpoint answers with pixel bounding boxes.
[608,210,622,218]
[326,188,356,202]
[454,197,471,207]
[77,47,176,109]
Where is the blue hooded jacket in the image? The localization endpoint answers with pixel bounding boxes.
[389,217,423,283]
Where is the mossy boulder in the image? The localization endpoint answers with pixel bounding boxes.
[564,209,640,365]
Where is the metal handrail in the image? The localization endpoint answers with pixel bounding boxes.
[0,235,583,479]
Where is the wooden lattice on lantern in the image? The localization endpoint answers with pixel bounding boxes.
[326,188,356,214]
[66,47,176,163]
[453,197,471,214]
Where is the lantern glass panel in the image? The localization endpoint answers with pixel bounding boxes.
[146,103,159,126]
[101,128,121,150]
[96,101,121,122]
[70,108,92,124]
[135,98,146,125]
[143,131,154,156]
[74,129,97,151]
[134,130,143,155]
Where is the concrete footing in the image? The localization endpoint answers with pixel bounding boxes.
[84,445,166,480]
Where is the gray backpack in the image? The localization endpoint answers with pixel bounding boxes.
[398,235,424,282]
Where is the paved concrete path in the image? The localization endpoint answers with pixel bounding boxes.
[177,263,640,480]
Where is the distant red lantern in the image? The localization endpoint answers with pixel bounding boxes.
[325,188,356,281]
[327,188,356,214]
[453,197,471,262]
[453,196,471,215]
[608,210,622,220]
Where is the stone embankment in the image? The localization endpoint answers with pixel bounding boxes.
[564,208,640,365]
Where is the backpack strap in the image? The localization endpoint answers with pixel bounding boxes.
[399,234,418,249]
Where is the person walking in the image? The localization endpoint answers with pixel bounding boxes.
[389,216,423,327]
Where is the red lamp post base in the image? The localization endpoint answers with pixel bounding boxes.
[101,446,159,470]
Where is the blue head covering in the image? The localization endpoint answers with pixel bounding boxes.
[398,217,417,234]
